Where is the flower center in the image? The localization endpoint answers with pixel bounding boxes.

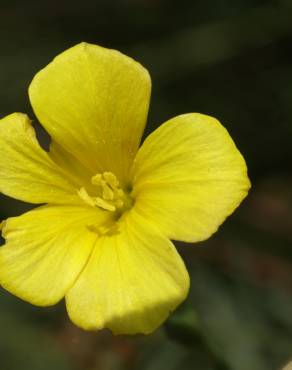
[77,171,132,213]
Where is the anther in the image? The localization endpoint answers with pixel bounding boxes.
[78,187,97,207]
[101,180,114,200]
[95,197,116,212]
[77,187,116,211]
[79,172,130,213]
[103,172,119,188]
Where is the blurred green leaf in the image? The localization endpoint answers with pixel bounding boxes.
[0,307,75,370]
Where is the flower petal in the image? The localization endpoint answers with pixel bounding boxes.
[0,205,109,306]
[132,113,251,242]
[66,210,189,334]
[49,141,94,189]
[0,113,82,204]
[29,42,151,185]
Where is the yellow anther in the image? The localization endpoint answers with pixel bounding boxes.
[91,172,119,200]
[91,173,114,200]
[81,172,131,213]
[91,174,102,186]
[95,197,116,212]
[115,199,124,209]
[78,187,97,207]
[103,172,119,188]
[116,189,124,198]
[78,187,116,211]
[101,180,114,200]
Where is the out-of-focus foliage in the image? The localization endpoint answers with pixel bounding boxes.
[1,0,292,369]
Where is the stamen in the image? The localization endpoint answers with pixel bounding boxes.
[92,173,115,200]
[116,189,124,198]
[95,197,116,212]
[79,172,132,213]
[101,181,114,200]
[103,172,119,188]
[78,187,97,207]
[91,173,102,185]
[77,187,116,211]
[115,199,124,208]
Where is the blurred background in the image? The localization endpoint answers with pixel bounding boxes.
[1,0,292,369]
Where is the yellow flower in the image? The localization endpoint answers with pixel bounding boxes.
[0,43,250,334]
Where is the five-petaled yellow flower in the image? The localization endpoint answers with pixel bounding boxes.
[0,43,250,334]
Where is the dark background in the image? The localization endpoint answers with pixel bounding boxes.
[1,0,292,369]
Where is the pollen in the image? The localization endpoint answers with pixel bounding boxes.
[78,172,129,212]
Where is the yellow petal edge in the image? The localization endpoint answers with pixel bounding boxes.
[0,113,83,204]
[0,205,108,306]
[29,42,151,185]
[66,210,190,335]
[133,113,251,242]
